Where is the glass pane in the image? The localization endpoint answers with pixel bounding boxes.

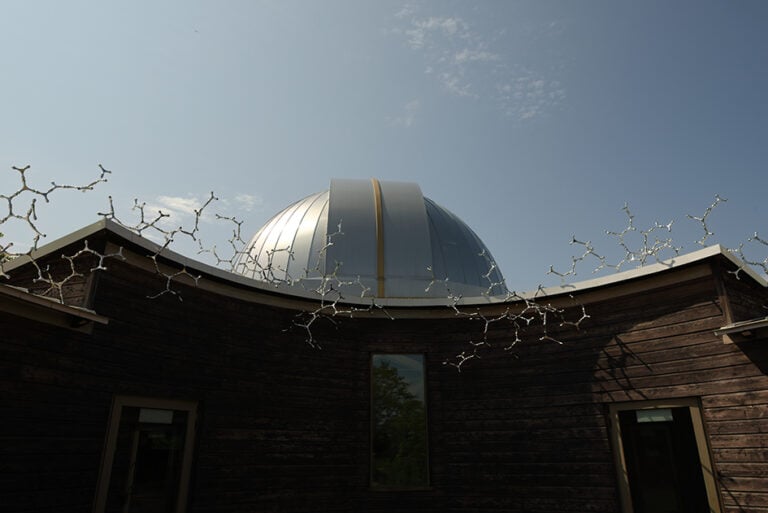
[371,354,428,488]
[636,408,673,423]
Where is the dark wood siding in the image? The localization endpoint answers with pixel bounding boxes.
[0,311,111,512]
[720,266,768,322]
[2,250,768,512]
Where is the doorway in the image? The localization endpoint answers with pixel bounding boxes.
[609,399,721,513]
[93,397,197,513]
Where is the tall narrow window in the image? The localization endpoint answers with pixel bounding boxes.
[371,354,428,489]
[93,397,197,513]
[608,399,721,513]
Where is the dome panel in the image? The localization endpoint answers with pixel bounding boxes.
[289,190,329,279]
[235,179,507,301]
[379,181,432,288]
[235,191,328,282]
[326,178,378,287]
[423,197,506,296]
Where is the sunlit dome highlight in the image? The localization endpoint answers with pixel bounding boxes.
[234,178,507,300]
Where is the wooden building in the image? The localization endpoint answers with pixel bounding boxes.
[2,180,768,512]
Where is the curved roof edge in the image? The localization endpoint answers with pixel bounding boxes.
[3,219,768,308]
[5,218,765,309]
[534,244,768,297]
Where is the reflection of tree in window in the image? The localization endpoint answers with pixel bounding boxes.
[371,355,428,488]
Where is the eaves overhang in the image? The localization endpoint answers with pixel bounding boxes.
[0,283,109,332]
[714,316,768,344]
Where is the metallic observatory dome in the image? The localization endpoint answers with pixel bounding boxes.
[234,179,507,300]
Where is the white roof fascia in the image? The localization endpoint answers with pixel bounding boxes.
[531,245,767,301]
[714,316,768,336]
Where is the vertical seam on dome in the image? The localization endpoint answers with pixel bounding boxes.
[306,191,330,277]
[371,178,385,297]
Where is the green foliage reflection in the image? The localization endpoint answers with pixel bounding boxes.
[372,356,428,488]
[0,232,7,263]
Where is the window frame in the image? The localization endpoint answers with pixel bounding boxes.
[369,353,430,491]
[92,396,198,513]
[607,398,722,513]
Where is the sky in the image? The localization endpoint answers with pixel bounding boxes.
[1,1,767,292]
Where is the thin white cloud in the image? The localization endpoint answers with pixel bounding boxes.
[387,99,421,127]
[405,16,467,49]
[150,192,263,221]
[497,75,566,120]
[139,195,206,234]
[392,5,566,120]
[423,16,461,36]
[394,4,416,19]
[147,194,220,228]
[156,195,202,217]
[234,193,262,212]
[454,48,498,64]
[440,72,475,98]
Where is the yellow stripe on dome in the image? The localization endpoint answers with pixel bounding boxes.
[371,178,385,297]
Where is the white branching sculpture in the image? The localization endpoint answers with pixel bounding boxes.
[1,164,110,258]
[0,166,762,369]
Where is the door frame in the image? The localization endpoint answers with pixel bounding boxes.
[92,396,198,513]
[607,398,722,513]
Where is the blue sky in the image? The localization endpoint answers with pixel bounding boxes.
[2,1,767,291]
